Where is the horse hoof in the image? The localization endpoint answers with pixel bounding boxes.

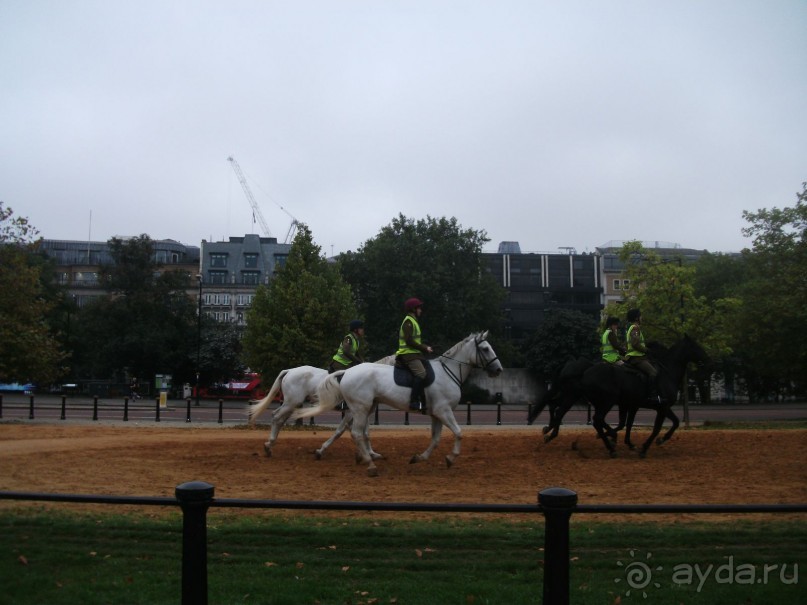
[445,456,454,468]
[656,438,666,446]
[409,455,421,464]
[367,466,379,478]
[639,450,648,459]
[541,426,550,435]
[370,452,383,461]
[314,450,323,460]
[263,444,272,457]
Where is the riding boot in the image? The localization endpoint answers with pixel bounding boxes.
[409,376,425,412]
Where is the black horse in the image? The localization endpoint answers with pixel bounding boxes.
[529,336,710,457]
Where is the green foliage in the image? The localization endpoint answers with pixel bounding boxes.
[338,214,505,357]
[70,235,198,385]
[523,308,599,378]
[0,203,66,384]
[242,224,357,379]
[734,182,807,397]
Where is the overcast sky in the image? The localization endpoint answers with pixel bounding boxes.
[2,1,805,256]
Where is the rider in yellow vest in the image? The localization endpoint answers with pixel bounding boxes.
[328,320,366,374]
[395,298,433,412]
[625,309,658,398]
[601,316,626,364]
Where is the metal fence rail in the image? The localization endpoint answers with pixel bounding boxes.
[2,485,805,605]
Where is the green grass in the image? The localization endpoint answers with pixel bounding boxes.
[1,509,804,604]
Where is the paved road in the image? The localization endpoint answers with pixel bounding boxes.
[1,393,804,428]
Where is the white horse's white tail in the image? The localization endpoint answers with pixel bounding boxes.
[248,369,289,423]
[290,371,345,421]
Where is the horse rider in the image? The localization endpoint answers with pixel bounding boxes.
[625,308,659,397]
[395,297,433,412]
[328,319,366,374]
[601,316,626,365]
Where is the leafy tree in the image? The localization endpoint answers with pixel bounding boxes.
[523,308,599,378]
[734,182,807,398]
[242,224,357,381]
[338,214,506,358]
[0,203,67,385]
[604,241,738,357]
[70,235,198,386]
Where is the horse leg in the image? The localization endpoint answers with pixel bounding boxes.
[656,407,679,446]
[315,412,352,459]
[348,410,378,476]
[623,408,638,450]
[410,417,445,464]
[543,397,573,443]
[264,401,296,456]
[592,410,617,457]
[639,406,666,458]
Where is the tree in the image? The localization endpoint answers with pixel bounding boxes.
[734,182,807,398]
[70,235,198,386]
[242,224,357,381]
[523,308,599,378]
[338,214,505,357]
[0,203,66,385]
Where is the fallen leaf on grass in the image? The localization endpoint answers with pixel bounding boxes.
[18,555,28,565]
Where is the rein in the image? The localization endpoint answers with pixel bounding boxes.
[438,337,500,388]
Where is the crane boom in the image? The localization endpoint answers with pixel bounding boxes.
[227,156,272,238]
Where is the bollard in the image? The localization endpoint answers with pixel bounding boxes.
[495,392,502,425]
[28,395,35,420]
[217,399,223,424]
[404,411,410,426]
[186,398,192,423]
[374,405,379,426]
[175,481,214,605]
[586,404,592,425]
[155,397,161,422]
[123,397,129,422]
[0,394,3,419]
[60,395,67,420]
[539,487,578,605]
[466,401,472,425]
[92,396,98,421]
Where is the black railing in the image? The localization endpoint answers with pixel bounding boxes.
[1,485,805,605]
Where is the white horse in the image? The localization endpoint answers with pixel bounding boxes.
[248,356,395,458]
[292,331,503,476]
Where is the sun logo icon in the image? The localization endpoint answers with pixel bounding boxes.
[615,549,663,598]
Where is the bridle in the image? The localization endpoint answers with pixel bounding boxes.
[439,334,501,388]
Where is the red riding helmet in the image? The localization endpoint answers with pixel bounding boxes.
[404,297,423,312]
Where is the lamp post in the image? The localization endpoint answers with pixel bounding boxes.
[196,274,203,407]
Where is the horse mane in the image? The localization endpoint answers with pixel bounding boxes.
[441,332,482,359]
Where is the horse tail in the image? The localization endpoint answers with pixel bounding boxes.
[248,369,288,423]
[291,371,344,421]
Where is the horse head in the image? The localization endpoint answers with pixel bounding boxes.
[474,330,503,377]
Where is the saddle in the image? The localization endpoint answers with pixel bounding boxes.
[393,359,436,388]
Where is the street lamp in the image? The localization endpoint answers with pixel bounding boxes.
[196,274,203,407]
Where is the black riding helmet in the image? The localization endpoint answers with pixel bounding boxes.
[627,309,641,323]
[349,319,364,331]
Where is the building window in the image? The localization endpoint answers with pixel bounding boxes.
[244,253,258,268]
[210,271,227,284]
[622,279,630,290]
[210,253,228,268]
[242,271,260,285]
[613,279,621,290]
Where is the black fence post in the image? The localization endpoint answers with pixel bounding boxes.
[28,395,35,420]
[0,394,4,418]
[175,481,214,605]
[92,396,98,421]
[586,404,592,425]
[217,399,223,424]
[466,401,472,425]
[155,397,161,422]
[60,395,67,420]
[123,397,129,422]
[186,398,192,423]
[495,392,502,425]
[539,487,578,605]
[374,405,380,426]
[404,411,410,426]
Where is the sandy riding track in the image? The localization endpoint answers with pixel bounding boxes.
[0,423,805,513]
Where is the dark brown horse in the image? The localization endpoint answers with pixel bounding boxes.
[529,336,710,457]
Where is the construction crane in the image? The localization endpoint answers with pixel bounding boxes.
[227,156,299,244]
[227,156,272,238]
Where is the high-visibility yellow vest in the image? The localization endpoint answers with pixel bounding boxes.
[332,333,359,366]
[396,314,422,355]
[601,329,620,363]
[626,324,645,357]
